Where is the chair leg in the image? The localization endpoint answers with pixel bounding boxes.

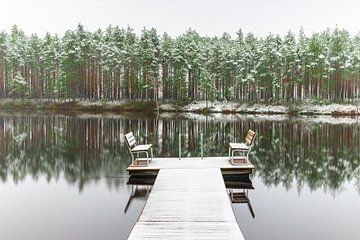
[150,148,153,161]
[146,152,149,166]
[130,152,135,163]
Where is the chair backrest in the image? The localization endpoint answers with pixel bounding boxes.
[245,130,256,146]
[125,132,137,150]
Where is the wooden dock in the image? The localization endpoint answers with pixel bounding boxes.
[127,156,252,240]
[127,156,255,176]
[127,168,245,239]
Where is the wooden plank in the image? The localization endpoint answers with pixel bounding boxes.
[229,143,249,150]
[125,132,136,148]
[127,168,245,240]
[128,138,136,148]
[132,144,152,151]
[126,156,255,172]
[128,222,243,240]
[243,129,255,145]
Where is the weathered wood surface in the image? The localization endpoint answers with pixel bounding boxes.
[127,168,245,240]
[126,156,254,171]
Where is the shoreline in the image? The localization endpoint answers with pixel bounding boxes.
[0,99,359,116]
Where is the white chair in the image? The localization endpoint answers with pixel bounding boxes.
[229,130,256,165]
[124,132,153,166]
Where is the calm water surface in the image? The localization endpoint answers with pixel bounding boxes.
[0,112,359,240]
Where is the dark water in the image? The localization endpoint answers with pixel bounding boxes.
[0,112,359,240]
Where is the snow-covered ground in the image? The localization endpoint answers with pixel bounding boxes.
[176,112,360,125]
[0,99,359,116]
[1,99,359,125]
[159,100,360,115]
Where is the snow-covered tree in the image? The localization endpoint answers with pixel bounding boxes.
[0,25,359,102]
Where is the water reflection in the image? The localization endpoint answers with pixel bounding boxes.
[0,112,359,194]
[1,112,360,240]
[124,185,153,214]
[228,189,255,218]
[224,174,255,218]
[124,176,155,213]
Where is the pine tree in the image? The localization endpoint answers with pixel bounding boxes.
[0,25,359,103]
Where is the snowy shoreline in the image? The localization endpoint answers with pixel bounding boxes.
[0,99,359,116]
[160,100,360,116]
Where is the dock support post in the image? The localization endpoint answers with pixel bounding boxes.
[201,133,203,160]
[179,133,181,160]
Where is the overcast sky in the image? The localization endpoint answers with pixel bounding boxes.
[1,0,360,37]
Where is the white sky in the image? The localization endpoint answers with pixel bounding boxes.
[1,0,360,37]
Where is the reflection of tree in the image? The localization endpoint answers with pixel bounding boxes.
[353,166,360,195]
[0,113,359,194]
[253,119,360,194]
[0,115,130,191]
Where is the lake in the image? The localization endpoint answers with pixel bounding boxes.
[0,111,359,240]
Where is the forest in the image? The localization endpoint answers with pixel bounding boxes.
[0,24,360,103]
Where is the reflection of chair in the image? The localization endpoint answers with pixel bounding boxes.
[125,176,155,213]
[223,174,254,189]
[124,185,152,213]
[229,130,256,165]
[124,132,153,166]
[228,189,255,218]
